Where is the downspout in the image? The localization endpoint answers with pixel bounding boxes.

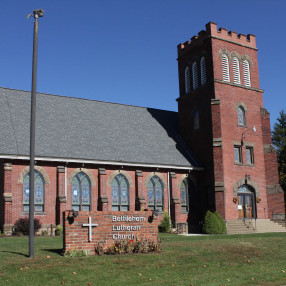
[65,165,67,198]
[167,171,171,216]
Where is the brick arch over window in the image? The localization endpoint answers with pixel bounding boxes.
[144,172,167,188]
[234,101,248,112]
[67,168,96,187]
[177,174,198,190]
[107,170,134,187]
[233,178,260,196]
[18,166,50,185]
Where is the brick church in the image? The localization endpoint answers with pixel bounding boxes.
[0,22,284,234]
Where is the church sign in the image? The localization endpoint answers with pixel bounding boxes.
[63,211,159,255]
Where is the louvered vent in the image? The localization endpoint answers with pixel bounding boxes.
[192,62,198,90]
[233,57,241,84]
[222,54,230,82]
[200,57,207,85]
[243,60,251,87]
[185,67,191,94]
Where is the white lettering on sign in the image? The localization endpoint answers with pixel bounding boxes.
[113,233,136,240]
[112,215,145,222]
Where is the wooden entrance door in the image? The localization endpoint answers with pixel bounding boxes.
[237,185,255,219]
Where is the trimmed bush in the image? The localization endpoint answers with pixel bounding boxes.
[55,225,63,236]
[214,211,226,233]
[202,210,225,234]
[13,217,41,235]
[158,210,171,233]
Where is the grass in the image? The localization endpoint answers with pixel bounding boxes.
[0,233,286,285]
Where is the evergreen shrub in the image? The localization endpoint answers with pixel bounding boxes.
[202,210,225,234]
[13,217,41,235]
[158,210,171,233]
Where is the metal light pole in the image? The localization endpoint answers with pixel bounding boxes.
[27,9,44,258]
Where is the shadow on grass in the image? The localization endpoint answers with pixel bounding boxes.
[0,250,28,257]
[42,248,63,256]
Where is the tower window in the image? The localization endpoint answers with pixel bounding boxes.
[243,60,251,87]
[200,57,207,85]
[234,146,242,164]
[233,57,241,84]
[246,147,254,164]
[238,106,246,126]
[185,67,191,94]
[222,54,230,82]
[194,110,199,130]
[192,62,198,90]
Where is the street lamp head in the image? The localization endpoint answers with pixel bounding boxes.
[27,9,44,20]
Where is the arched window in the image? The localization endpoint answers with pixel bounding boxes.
[23,170,45,212]
[243,60,251,87]
[233,57,241,84]
[238,106,246,126]
[222,54,230,82]
[194,110,199,130]
[148,176,164,211]
[200,57,207,85]
[192,62,198,90]
[185,67,191,94]
[71,172,91,211]
[112,174,129,211]
[180,178,189,212]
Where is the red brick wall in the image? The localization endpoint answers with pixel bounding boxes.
[64,211,159,254]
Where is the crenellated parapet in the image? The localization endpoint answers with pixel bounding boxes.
[178,22,257,57]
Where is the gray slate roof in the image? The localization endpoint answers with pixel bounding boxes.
[0,87,200,168]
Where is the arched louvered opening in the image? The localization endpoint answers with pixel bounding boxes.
[233,57,241,84]
[192,62,198,90]
[200,57,207,85]
[243,60,251,87]
[237,105,246,126]
[222,54,230,82]
[185,67,191,94]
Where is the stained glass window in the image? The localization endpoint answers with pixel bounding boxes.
[23,170,44,212]
[72,172,91,211]
[238,106,246,126]
[148,176,164,212]
[112,174,129,211]
[180,178,189,212]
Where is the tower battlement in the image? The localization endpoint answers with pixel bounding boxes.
[178,22,257,56]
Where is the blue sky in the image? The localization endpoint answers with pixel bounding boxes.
[0,0,285,128]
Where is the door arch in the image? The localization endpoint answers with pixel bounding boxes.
[237,185,256,219]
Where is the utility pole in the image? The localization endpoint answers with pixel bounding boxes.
[27,8,44,258]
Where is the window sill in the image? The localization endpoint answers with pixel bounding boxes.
[22,212,47,216]
[234,163,255,167]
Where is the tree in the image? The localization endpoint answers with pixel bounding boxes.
[272,110,286,192]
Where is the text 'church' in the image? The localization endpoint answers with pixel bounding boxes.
[0,22,284,234]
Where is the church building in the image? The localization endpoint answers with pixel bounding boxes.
[0,22,284,234]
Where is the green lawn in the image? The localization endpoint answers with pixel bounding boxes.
[0,233,286,285]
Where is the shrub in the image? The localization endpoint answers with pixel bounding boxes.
[13,217,41,235]
[55,225,63,236]
[214,211,226,233]
[158,210,171,233]
[202,210,224,234]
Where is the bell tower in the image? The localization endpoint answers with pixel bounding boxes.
[177,22,284,221]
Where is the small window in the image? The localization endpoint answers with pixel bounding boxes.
[246,147,254,164]
[234,146,242,164]
[194,110,199,130]
[72,172,91,211]
[222,54,230,82]
[185,67,191,94]
[180,178,189,212]
[23,170,45,212]
[243,60,251,87]
[112,174,129,211]
[192,62,198,90]
[200,57,207,85]
[233,57,241,84]
[238,106,246,126]
[148,176,164,212]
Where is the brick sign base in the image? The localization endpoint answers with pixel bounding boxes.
[63,211,159,255]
